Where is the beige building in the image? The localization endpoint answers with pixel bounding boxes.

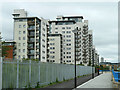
[49,16,89,65]
[88,30,93,66]
[48,34,62,63]
[12,9,48,62]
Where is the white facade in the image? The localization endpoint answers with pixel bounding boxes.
[49,16,89,65]
[88,30,93,66]
[13,9,48,62]
[48,34,62,63]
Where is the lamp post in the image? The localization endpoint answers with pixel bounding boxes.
[72,29,78,88]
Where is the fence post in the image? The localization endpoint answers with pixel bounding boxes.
[29,60,31,84]
[0,57,2,89]
[38,61,40,84]
[16,60,19,88]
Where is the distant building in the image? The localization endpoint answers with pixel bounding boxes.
[88,30,93,66]
[101,57,104,62]
[2,40,16,60]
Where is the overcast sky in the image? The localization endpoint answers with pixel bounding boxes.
[0,1,118,63]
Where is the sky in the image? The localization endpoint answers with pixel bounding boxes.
[0,1,118,63]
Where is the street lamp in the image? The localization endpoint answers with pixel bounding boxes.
[72,29,79,88]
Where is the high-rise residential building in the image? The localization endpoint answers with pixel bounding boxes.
[12,9,48,62]
[88,30,93,66]
[94,50,99,65]
[49,16,89,65]
[0,32,2,57]
[12,9,99,65]
[48,34,62,63]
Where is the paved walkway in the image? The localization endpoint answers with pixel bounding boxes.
[77,72,113,88]
[44,73,98,88]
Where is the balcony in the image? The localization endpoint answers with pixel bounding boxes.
[36,39,39,43]
[83,24,88,28]
[36,45,39,49]
[27,52,34,55]
[28,34,35,37]
[28,27,35,31]
[36,52,39,55]
[28,40,35,43]
[36,33,39,37]
[28,20,35,25]
[28,46,34,49]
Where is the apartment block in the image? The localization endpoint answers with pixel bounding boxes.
[12,9,99,66]
[12,9,48,62]
[48,34,62,63]
[49,16,89,65]
[88,30,93,66]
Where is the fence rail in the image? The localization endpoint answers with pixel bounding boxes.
[0,59,95,88]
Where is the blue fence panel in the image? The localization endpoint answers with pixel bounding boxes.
[112,70,120,82]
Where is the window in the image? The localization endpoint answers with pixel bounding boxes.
[50,56,55,59]
[50,47,55,49]
[67,52,71,54]
[66,44,71,46]
[66,27,71,29]
[19,49,21,52]
[63,52,65,54]
[42,51,45,53]
[42,57,45,59]
[62,31,65,33]
[50,51,55,54]
[67,56,71,58]
[50,43,55,45]
[66,39,71,42]
[23,37,25,40]
[67,31,71,33]
[18,43,21,46]
[43,28,45,31]
[23,55,25,58]
[19,31,21,34]
[19,37,21,40]
[18,55,21,59]
[66,48,71,50]
[23,43,25,46]
[23,25,26,28]
[42,45,45,48]
[23,31,25,34]
[50,39,54,41]
[55,31,58,33]
[55,27,58,29]
[19,25,21,28]
[23,49,25,53]
[66,35,71,38]
[64,56,65,58]
[42,39,45,42]
[62,27,65,29]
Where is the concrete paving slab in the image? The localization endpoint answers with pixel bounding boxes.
[77,72,113,88]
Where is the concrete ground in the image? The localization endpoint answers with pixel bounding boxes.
[77,72,113,88]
